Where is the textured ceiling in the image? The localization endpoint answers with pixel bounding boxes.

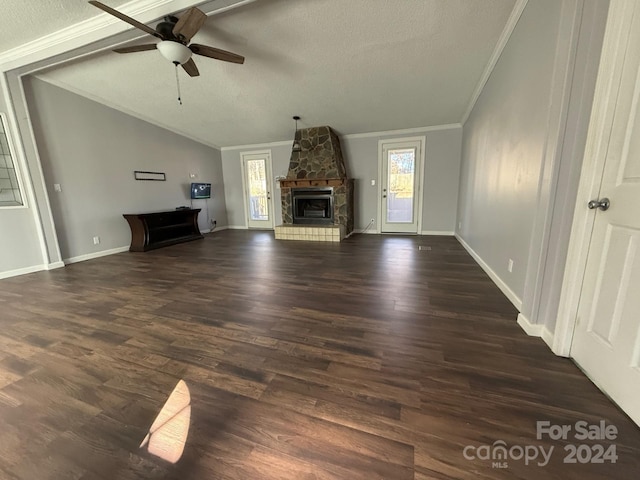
[0,0,130,52]
[8,0,516,148]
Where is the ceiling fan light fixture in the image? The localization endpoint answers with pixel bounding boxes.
[157,40,192,65]
[292,116,302,153]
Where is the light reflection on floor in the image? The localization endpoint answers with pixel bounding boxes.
[140,380,191,464]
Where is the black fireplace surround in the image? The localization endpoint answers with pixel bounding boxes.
[292,187,334,225]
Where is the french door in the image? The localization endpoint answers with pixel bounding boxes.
[379,138,424,233]
[241,151,274,229]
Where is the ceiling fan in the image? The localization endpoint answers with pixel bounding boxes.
[88,0,244,78]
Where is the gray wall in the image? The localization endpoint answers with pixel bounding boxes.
[221,143,293,228]
[222,126,462,232]
[456,0,565,303]
[0,196,43,274]
[0,83,45,276]
[456,0,608,324]
[24,77,227,261]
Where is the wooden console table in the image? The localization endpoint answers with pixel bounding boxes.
[123,209,203,252]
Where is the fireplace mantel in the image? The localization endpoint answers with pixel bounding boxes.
[279,178,347,188]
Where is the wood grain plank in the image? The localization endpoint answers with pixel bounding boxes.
[0,231,637,479]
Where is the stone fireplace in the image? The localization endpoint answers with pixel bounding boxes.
[276,126,354,241]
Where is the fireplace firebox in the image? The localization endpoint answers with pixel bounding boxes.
[292,188,334,225]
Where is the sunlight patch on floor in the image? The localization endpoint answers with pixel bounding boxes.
[140,379,191,464]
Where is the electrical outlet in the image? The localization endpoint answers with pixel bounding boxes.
[93,236,100,245]
[371,179,376,186]
[371,218,375,224]
[508,259,514,273]
[458,221,462,230]
[54,184,62,192]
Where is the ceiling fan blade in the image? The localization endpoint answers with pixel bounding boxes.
[173,8,207,42]
[189,44,244,64]
[181,59,200,77]
[113,44,157,54]
[89,1,162,39]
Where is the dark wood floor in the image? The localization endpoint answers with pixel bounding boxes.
[0,231,638,479]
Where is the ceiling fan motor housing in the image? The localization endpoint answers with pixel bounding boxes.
[156,16,180,40]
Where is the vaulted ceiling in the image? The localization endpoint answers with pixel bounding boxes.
[1,0,518,148]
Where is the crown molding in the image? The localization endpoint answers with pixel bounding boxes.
[342,123,461,140]
[221,140,292,152]
[220,123,462,151]
[461,0,529,125]
[0,0,256,73]
[0,0,171,72]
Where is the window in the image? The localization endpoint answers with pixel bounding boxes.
[0,114,23,207]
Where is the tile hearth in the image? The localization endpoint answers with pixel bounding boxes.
[274,224,345,242]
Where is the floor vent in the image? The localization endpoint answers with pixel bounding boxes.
[418,245,432,251]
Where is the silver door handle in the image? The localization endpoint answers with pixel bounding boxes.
[588,198,610,211]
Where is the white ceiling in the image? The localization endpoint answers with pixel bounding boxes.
[0,0,130,52]
[3,0,518,148]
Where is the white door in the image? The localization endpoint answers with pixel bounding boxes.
[380,138,424,233]
[241,151,274,229]
[570,0,640,426]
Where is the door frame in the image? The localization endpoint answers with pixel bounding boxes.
[377,136,426,234]
[240,149,275,230]
[553,0,633,356]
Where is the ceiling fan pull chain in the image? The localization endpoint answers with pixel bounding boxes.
[174,63,182,105]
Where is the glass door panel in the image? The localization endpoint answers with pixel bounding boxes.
[242,152,273,229]
[380,140,421,233]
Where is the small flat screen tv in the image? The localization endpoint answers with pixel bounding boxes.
[190,182,211,199]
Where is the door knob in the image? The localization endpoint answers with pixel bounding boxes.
[588,198,610,211]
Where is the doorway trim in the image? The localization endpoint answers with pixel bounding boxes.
[240,149,275,230]
[377,136,426,234]
[553,0,632,356]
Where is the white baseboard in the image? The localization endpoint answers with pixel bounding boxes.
[455,233,523,311]
[542,327,555,350]
[226,225,248,230]
[1,260,66,279]
[420,230,454,236]
[352,229,380,234]
[64,246,129,265]
[353,230,454,236]
[517,313,555,349]
[0,264,46,280]
[517,313,544,336]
